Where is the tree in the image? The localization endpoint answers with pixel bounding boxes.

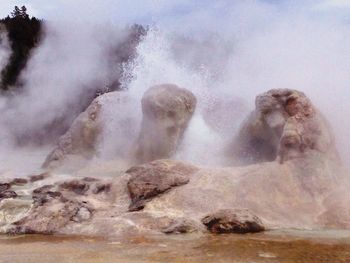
[20,6,29,19]
[10,6,29,19]
[11,6,21,18]
[0,6,42,90]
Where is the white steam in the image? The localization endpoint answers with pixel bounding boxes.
[0,21,127,145]
[1,0,350,172]
[117,1,350,166]
[0,27,10,75]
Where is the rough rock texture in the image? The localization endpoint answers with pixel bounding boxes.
[43,91,137,169]
[134,84,197,164]
[126,159,199,211]
[6,176,110,234]
[1,89,350,238]
[230,89,339,165]
[0,183,17,201]
[202,209,265,234]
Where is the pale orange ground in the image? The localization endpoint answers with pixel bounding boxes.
[1,230,350,263]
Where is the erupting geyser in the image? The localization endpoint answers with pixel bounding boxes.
[1,86,349,236]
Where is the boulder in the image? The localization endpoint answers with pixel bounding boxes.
[202,209,265,234]
[230,89,339,165]
[134,84,197,163]
[126,159,199,211]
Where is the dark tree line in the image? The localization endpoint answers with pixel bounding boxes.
[0,6,147,94]
[0,6,42,90]
[0,6,147,145]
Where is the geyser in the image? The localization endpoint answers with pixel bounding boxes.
[1,88,349,237]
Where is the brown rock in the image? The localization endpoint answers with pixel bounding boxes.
[92,183,111,194]
[10,178,28,185]
[126,159,198,211]
[230,89,339,165]
[202,209,265,234]
[29,172,50,182]
[0,190,17,200]
[59,180,89,195]
[134,84,197,163]
[0,183,10,192]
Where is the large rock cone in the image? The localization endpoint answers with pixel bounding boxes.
[230,89,339,165]
[43,91,137,169]
[134,84,197,163]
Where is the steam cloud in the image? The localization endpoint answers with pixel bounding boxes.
[1,0,350,174]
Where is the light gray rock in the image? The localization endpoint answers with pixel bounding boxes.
[134,84,197,163]
[43,91,137,169]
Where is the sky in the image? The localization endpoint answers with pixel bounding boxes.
[1,0,350,25]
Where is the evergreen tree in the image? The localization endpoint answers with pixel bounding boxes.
[10,6,21,18]
[20,6,29,19]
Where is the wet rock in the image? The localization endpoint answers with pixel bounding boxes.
[0,190,17,200]
[230,89,339,165]
[12,200,87,234]
[92,183,111,194]
[134,84,197,163]
[162,218,200,234]
[59,180,89,195]
[29,172,50,182]
[32,185,60,205]
[10,178,28,185]
[0,183,10,192]
[126,159,198,211]
[202,209,265,234]
[33,185,54,194]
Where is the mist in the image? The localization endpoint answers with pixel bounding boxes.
[116,1,350,166]
[0,27,10,75]
[1,0,350,173]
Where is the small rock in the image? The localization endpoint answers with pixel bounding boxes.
[202,209,265,234]
[29,173,50,182]
[0,183,11,192]
[10,178,28,185]
[162,218,199,234]
[92,183,111,194]
[0,190,17,200]
[71,206,92,222]
[33,185,54,194]
[60,180,89,195]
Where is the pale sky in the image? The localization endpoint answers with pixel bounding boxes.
[1,0,350,24]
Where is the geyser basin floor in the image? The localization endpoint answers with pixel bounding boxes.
[1,230,350,263]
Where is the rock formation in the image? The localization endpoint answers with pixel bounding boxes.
[1,88,349,238]
[43,91,137,169]
[134,84,197,163]
[230,89,339,165]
